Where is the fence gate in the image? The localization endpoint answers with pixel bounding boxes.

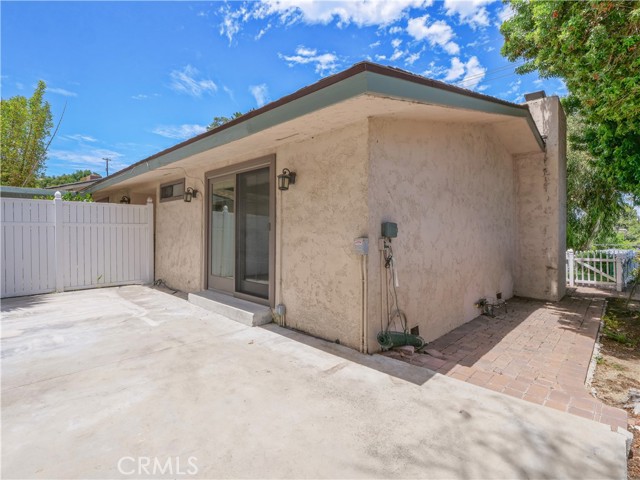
[566,249,637,292]
[1,193,154,298]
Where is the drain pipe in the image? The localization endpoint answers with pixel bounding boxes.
[354,237,369,354]
[363,255,369,354]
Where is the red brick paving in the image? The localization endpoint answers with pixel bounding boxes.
[382,293,628,431]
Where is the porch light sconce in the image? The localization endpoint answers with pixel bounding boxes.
[120,195,131,204]
[277,168,297,191]
[183,187,198,203]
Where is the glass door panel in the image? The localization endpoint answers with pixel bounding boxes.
[209,175,235,293]
[236,167,270,299]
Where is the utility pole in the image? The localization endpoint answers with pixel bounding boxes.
[103,157,111,176]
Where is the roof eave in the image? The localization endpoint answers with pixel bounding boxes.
[87,62,544,193]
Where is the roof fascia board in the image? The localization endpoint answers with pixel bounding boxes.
[88,66,544,193]
[364,72,546,151]
[87,74,368,193]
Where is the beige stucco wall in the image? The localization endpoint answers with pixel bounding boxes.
[276,121,369,349]
[154,172,205,292]
[514,97,567,301]
[366,118,516,346]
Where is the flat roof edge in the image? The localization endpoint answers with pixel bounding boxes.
[87,62,543,193]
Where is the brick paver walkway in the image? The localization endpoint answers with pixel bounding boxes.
[382,293,628,431]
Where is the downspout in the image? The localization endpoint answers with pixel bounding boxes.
[363,254,368,354]
[277,187,286,327]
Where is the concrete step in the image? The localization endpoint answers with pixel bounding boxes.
[188,290,272,327]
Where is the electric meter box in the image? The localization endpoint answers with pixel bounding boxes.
[381,222,398,238]
[353,237,369,255]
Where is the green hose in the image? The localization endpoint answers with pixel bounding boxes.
[377,331,425,351]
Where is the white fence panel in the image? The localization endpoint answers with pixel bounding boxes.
[1,194,154,298]
[1,198,56,297]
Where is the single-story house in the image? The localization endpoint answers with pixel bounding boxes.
[86,62,566,353]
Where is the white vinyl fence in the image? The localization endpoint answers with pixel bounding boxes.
[566,249,638,292]
[1,193,154,298]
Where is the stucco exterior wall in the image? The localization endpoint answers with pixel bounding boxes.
[514,97,567,301]
[154,172,204,292]
[276,121,369,349]
[366,118,516,346]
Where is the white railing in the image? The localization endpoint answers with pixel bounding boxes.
[1,193,154,298]
[566,249,638,292]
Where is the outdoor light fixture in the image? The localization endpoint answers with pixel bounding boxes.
[120,196,131,204]
[184,187,198,203]
[277,168,297,191]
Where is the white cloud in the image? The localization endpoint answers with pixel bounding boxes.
[496,4,514,24]
[169,65,217,97]
[279,46,340,75]
[422,61,448,78]
[405,51,421,65]
[391,38,402,49]
[48,87,78,97]
[369,40,381,48]
[48,148,125,171]
[219,0,433,41]
[249,84,269,107]
[132,93,159,100]
[444,57,466,81]
[390,49,405,61]
[223,85,235,101]
[407,15,459,55]
[455,56,487,90]
[388,25,403,34]
[152,124,208,140]
[443,0,496,28]
[64,134,98,143]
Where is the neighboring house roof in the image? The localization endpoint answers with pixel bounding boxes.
[45,178,101,192]
[87,61,545,194]
[0,186,68,198]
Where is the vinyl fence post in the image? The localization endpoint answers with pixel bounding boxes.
[567,249,575,287]
[615,254,623,292]
[146,197,154,284]
[54,192,64,293]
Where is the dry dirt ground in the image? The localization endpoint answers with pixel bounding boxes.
[591,295,640,478]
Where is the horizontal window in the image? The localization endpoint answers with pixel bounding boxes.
[160,179,185,202]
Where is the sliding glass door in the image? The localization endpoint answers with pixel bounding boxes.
[208,160,273,302]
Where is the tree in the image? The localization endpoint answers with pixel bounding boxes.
[565,114,625,250]
[501,1,640,199]
[207,112,243,130]
[1,81,54,187]
[37,169,99,188]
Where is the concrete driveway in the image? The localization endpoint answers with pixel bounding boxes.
[1,286,628,479]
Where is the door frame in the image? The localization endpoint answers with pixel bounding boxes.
[204,155,276,307]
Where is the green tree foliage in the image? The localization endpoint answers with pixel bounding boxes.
[37,169,99,188]
[566,115,625,249]
[1,81,54,187]
[207,112,243,130]
[33,192,94,202]
[501,1,640,199]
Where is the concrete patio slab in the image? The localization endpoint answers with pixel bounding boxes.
[1,286,628,479]
[383,292,628,431]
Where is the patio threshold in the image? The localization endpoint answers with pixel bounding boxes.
[188,290,272,327]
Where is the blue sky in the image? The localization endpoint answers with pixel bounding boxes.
[1,1,567,177]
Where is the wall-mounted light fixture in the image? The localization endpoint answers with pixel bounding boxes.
[277,168,297,191]
[120,195,131,204]
[184,187,198,203]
